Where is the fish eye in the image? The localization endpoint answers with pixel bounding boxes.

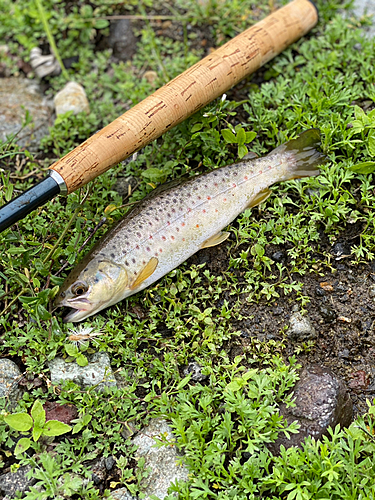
[71,282,88,296]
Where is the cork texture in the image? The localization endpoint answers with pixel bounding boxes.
[49,0,318,193]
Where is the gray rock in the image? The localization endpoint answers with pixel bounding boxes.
[0,359,24,407]
[0,466,35,497]
[91,457,107,485]
[183,361,207,382]
[54,81,90,116]
[48,352,117,390]
[108,20,137,61]
[0,77,52,150]
[351,0,375,37]
[110,487,137,500]
[268,365,353,455]
[132,419,189,499]
[288,310,317,341]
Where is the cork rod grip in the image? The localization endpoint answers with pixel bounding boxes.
[49,0,318,193]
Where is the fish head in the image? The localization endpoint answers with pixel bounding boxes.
[55,257,129,323]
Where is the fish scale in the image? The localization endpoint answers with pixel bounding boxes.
[55,129,327,322]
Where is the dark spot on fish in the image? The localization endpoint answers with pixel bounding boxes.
[173,199,177,203]
[137,232,142,237]
[132,258,136,263]
[139,225,143,229]
[197,196,202,200]
[136,244,140,249]
[176,227,180,232]
[143,260,146,264]
[125,261,129,266]
[94,278,99,284]
[84,268,88,272]
[126,241,130,245]
[149,221,153,226]
[110,253,115,258]
[204,184,208,188]
[213,172,218,176]
[146,247,151,252]
[172,208,176,213]
[171,236,175,240]
[167,213,171,217]
[233,171,238,176]
[155,217,159,221]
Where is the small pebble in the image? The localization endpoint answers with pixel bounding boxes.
[54,81,90,116]
[331,242,351,260]
[338,348,350,359]
[288,310,317,341]
[271,250,286,263]
[319,305,337,323]
[183,361,207,382]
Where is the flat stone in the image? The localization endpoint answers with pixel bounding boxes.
[0,466,35,497]
[54,81,90,116]
[48,352,117,390]
[288,310,317,341]
[0,77,52,150]
[132,419,189,499]
[0,359,23,407]
[268,365,353,455]
[351,0,375,37]
[110,487,137,500]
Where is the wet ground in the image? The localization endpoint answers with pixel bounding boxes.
[187,227,375,417]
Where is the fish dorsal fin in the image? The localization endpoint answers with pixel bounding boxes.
[131,257,158,289]
[246,188,271,209]
[242,151,258,160]
[201,231,230,249]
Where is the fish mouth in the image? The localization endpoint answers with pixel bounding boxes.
[63,307,87,323]
[59,298,93,323]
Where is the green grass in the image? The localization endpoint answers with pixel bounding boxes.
[1,0,375,498]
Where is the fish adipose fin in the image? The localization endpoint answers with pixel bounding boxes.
[270,128,327,179]
[201,231,230,249]
[246,187,271,209]
[131,257,158,289]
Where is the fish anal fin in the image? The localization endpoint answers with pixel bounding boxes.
[131,257,158,289]
[246,188,271,209]
[201,231,230,249]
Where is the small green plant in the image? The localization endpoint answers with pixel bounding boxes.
[221,124,257,158]
[4,400,71,455]
[348,105,375,173]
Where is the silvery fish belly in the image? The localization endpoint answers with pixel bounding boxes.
[55,129,326,322]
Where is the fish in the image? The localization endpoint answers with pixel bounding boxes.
[55,129,326,322]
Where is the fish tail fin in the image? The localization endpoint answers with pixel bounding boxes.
[269,128,327,180]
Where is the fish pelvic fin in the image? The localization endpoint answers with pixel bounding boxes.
[269,129,328,179]
[131,257,158,289]
[201,231,230,249]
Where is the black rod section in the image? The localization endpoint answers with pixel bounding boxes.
[0,176,60,232]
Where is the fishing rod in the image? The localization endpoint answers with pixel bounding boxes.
[0,0,318,233]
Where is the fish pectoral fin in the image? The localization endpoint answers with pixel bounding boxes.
[246,188,271,209]
[131,257,158,289]
[201,231,230,249]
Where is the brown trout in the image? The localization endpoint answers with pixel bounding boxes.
[56,129,326,322]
